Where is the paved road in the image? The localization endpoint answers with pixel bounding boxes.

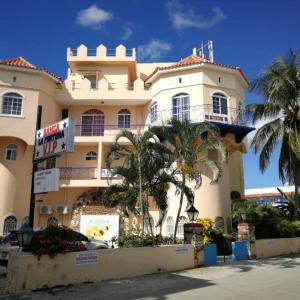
[2,255,300,300]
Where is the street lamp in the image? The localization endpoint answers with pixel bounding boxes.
[186,204,199,223]
[15,224,35,250]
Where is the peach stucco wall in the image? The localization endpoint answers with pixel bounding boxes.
[2,244,195,294]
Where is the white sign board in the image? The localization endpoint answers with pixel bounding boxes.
[34,168,60,194]
[175,245,189,256]
[34,118,75,161]
[75,251,98,266]
[80,215,119,242]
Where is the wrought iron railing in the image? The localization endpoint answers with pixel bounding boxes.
[152,104,249,126]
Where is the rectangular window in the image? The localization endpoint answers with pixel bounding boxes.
[6,149,17,161]
[46,157,56,169]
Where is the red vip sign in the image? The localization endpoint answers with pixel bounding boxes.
[34,118,75,161]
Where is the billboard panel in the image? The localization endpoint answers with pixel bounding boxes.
[80,215,119,242]
[34,118,75,161]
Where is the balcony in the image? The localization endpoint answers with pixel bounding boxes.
[75,124,146,138]
[151,104,248,127]
[59,167,120,187]
[57,77,150,103]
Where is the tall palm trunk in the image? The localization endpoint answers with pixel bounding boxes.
[173,176,186,241]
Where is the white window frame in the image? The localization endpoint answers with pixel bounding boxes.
[81,109,105,136]
[166,216,174,236]
[172,94,190,121]
[3,215,17,235]
[1,92,24,117]
[5,144,17,161]
[86,151,97,160]
[150,102,158,123]
[47,216,58,227]
[118,109,131,129]
[211,92,228,116]
[177,216,188,237]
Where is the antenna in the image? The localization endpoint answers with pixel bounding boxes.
[194,40,214,62]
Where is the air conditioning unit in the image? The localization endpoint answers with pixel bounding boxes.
[39,205,53,215]
[56,205,69,215]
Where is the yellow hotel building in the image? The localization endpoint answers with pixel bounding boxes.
[0,43,253,237]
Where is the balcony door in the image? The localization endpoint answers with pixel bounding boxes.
[172,93,190,121]
[81,109,105,136]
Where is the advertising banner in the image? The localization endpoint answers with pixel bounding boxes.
[34,168,60,194]
[34,118,75,161]
[80,215,119,242]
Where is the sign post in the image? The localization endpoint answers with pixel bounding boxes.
[29,117,75,227]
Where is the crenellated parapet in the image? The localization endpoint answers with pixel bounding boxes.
[67,44,136,62]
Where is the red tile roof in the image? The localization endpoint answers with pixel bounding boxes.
[0,56,62,82]
[173,55,210,67]
[0,57,37,69]
[146,55,249,85]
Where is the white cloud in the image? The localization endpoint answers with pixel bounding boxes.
[166,0,226,31]
[138,39,172,62]
[122,26,133,41]
[77,5,113,29]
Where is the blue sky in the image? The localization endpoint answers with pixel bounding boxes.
[1,0,300,189]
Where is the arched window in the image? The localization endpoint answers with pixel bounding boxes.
[177,216,188,236]
[2,92,23,116]
[5,144,17,161]
[86,151,97,160]
[3,215,17,235]
[212,92,228,115]
[81,109,104,136]
[47,216,58,227]
[118,109,131,128]
[215,216,224,230]
[166,216,174,236]
[150,102,158,123]
[172,93,190,121]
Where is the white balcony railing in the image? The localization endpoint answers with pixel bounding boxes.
[59,168,119,180]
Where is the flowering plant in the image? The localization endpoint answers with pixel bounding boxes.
[29,226,87,258]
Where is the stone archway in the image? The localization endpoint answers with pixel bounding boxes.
[70,188,126,232]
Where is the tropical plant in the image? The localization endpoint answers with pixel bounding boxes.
[196,218,214,244]
[248,49,300,213]
[150,119,227,239]
[103,130,194,238]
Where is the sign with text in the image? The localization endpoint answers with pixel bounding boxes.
[80,215,119,242]
[34,168,60,194]
[175,245,189,256]
[34,118,75,161]
[75,251,98,266]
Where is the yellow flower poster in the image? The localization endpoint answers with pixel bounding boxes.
[80,215,119,241]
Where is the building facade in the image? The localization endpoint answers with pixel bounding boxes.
[0,43,253,237]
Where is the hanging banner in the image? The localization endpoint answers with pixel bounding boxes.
[80,215,119,242]
[34,118,75,161]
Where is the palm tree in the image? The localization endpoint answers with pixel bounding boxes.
[150,119,227,239]
[103,129,194,237]
[248,50,300,213]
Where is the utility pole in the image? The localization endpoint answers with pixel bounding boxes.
[28,105,42,227]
